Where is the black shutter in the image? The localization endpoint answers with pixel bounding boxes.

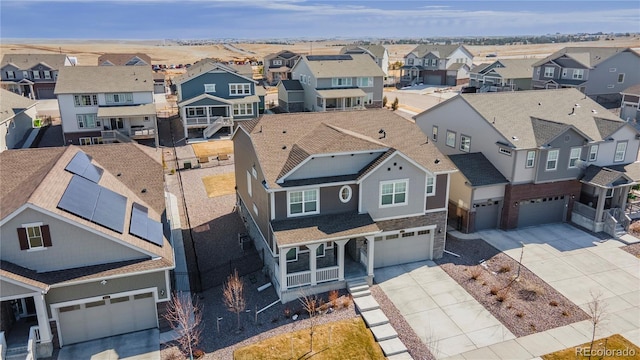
[41,225,52,247]
[17,228,29,250]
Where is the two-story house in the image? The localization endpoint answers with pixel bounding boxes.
[175,59,264,141]
[0,144,173,356]
[620,84,640,123]
[55,66,158,146]
[1,54,73,99]
[1,89,38,152]
[340,45,390,77]
[232,110,457,302]
[283,54,385,113]
[400,44,473,87]
[531,47,640,108]
[469,58,536,92]
[98,53,152,67]
[414,88,640,236]
[263,50,302,86]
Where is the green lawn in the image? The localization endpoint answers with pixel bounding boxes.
[233,317,386,360]
[542,334,639,360]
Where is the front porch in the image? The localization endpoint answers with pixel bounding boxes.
[181,104,233,140]
[97,104,158,146]
[0,293,53,359]
[315,88,367,112]
[1,80,35,99]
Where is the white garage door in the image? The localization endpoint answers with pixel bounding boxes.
[374,230,433,268]
[57,292,157,346]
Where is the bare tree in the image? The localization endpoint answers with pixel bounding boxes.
[164,292,203,360]
[299,292,319,354]
[223,269,246,332]
[587,291,608,360]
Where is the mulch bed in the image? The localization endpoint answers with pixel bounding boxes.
[435,237,589,337]
[622,242,640,258]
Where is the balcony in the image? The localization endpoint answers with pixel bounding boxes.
[185,116,233,127]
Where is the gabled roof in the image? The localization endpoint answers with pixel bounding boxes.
[0,89,37,124]
[622,84,640,97]
[297,54,384,78]
[264,50,301,61]
[1,54,70,70]
[97,53,151,66]
[239,109,456,189]
[0,144,172,266]
[487,59,537,79]
[280,79,303,91]
[448,153,508,187]
[470,63,492,74]
[581,164,639,187]
[271,212,380,246]
[434,89,628,149]
[230,64,253,79]
[340,45,387,59]
[447,63,468,71]
[54,66,153,94]
[530,118,575,146]
[175,58,256,85]
[406,44,470,59]
[532,47,636,68]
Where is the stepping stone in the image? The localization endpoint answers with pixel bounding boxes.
[349,284,369,293]
[354,295,379,312]
[379,338,408,356]
[386,352,413,360]
[361,309,389,327]
[351,289,371,298]
[370,323,398,341]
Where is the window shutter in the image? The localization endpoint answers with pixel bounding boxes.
[41,225,52,247]
[17,228,29,250]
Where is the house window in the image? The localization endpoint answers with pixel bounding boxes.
[406,58,414,65]
[432,126,438,142]
[460,134,471,152]
[74,94,98,106]
[316,244,325,257]
[546,149,559,170]
[614,142,627,162]
[589,145,598,161]
[43,71,51,79]
[26,225,43,249]
[365,93,373,105]
[526,151,536,168]
[446,130,456,148]
[573,69,584,80]
[77,114,100,129]
[91,137,103,144]
[272,59,282,66]
[380,179,408,207]
[32,71,40,79]
[339,185,352,203]
[618,74,625,83]
[229,83,251,95]
[357,77,373,87]
[252,166,257,179]
[6,71,15,79]
[18,223,51,251]
[22,71,29,78]
[544,67,555,77]
[288,189,319,216]
[187,107,205,117]
[331,78,352,87]
[204,84,216,93]
[79,137,92,145]
[605,188,614,198]
[562,69,568,77]
[233,103,253,116]
[247,171,252,197]
[106,93,133,104]
[286,248,297,262]
[426,176,435,196]
[568,147,581,168]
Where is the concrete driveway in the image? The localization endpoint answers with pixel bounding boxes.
[375,261,514,359]
[57,329,160,360]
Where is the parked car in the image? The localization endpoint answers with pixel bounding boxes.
[460,86,477,94]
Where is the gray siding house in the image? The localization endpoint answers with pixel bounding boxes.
[531,47,640,108]
[0,89,38,152]
[1,54,73,99]
[340,45,390,76]
[232,110,457,303]
[620,84,640,123]
[469,58,536,91]
[175,60,264,141]
[284,54,385,113]
[414,88,640,236]
[400,45,473,87]
[263,50,302,86]
[0,144,173,356]
[277,80,305,113]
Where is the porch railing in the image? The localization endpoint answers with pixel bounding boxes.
[286,270,311,288]
[26,325,40,360]
[101,130,132,143]
[360,248,368,268]
[185,116,232,126]
[131,128,156,138]
[573,202,597,220]
[316,266,339,283]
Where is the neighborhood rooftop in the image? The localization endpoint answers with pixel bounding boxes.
[341,45,387,59]
[531,47,637,68]
[448,153,509,187]
[54,66,154,94]
[0,88,37,124]
[486,58,538,79]
[302,53,385,78]
[406,44,468,58]
[1,53,70,69]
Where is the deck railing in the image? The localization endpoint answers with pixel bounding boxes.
[316,266,339,283]
[286,270,311,288]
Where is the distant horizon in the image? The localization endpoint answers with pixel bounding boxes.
[1,1,639,40]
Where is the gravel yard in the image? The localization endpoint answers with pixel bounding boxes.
[435,236,589,337]
[622,242,640,258]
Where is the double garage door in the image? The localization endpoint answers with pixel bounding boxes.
[374,230,433,268]
[517,195,567,228]
[56,292,157,346]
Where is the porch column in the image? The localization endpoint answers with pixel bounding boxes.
[206,106,211,125]
[182,107,188,139]
[279,248,288,292]
[619,185,630,211]
[33,293,52,343]
[366,236,375,277]
[307,243,321,286]
[334,240,349,281]
[595,187,607,222]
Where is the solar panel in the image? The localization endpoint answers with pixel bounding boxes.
[307,55,352,61]
[129,202,164,247]
[65,151,104,183]
[57,175,126,234]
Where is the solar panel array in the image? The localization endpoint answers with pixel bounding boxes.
[57,175,127,233]
[129,202,164,247]
[307,55,352,61]
[65,151,104,183]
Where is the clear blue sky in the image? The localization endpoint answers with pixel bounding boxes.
[1,1,639,40]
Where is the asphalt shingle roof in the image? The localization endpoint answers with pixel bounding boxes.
[622,84,640,96]
[97,53,151,66]
[489,59,537,79]
[340,45,387,59]
[532,47,635,68]
[300,54,384,78]
[1,54,69,70]
[407,44,469,59]
[281,80,304,91]
[0,89,37,124]
[54,66,153,94]
[271,212,380,246]
[448,153,508,187]
[581,165,633,186]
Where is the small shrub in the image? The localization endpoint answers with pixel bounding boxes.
[482,281,487,286]
[342,295,353,309]
[164,347,183,360]
[469,267,483,281]
[562,310,570,317]
[549,300,559,307]
[382,96,388,108]
[490,285,500,296]
[516,312,524,318]
[328,290,339,308]
[524,282,545,296]
[498,264,511,273]
[283,307,291,318]
[391,97,399,111]
[496,291,510,303]
[193,349,205,359]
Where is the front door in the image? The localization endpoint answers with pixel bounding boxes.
[110,118,124,130]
